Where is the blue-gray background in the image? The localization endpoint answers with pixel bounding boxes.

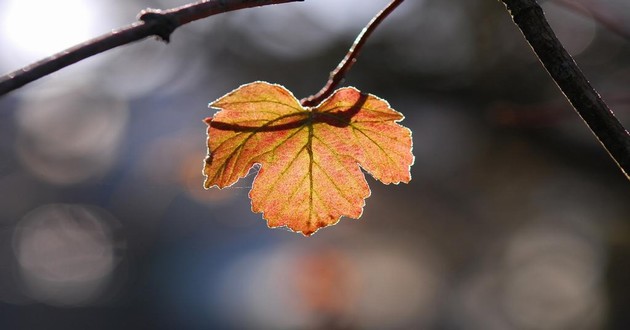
[1,0,629,329]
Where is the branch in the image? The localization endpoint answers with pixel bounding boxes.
[501,0,630,180]
[300,0,404,107]
[0,0,303,97]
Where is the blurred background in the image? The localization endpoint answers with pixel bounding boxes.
[0,0,629,329]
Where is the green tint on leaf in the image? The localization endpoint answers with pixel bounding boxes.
[204,82,413,235]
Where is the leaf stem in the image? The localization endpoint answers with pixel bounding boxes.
[300,0,404,107]
[501,0,630,180]
[0,0,303,97]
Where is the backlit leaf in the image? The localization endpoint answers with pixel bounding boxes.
[203,82,413,235]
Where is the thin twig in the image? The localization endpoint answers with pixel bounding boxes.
[501,0,630,180]
[300,0,404,107]
[0,0,303,97]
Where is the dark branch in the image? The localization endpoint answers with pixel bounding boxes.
[0,0,303,97]
[501,0,630,180]
[300,0,404,107]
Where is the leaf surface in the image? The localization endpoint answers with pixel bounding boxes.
[204,82,413,235]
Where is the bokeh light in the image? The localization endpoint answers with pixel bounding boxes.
[542,2,597,57]
[0,0,107,70]
[12,204,123,306]
[15,87,128,185]
[214,238,443,329]
[0,0,629,328]
[501,223,605,329]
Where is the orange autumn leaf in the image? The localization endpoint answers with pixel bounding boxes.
[203,82,413,235]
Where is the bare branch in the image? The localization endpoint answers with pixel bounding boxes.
[0,0,303,97]
[300,0,404,107]
[501,0,630,180]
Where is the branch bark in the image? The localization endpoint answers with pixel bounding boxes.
[0,0,302,97]
[501,0,630,180]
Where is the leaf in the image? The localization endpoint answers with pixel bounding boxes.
[203,82,413,236]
